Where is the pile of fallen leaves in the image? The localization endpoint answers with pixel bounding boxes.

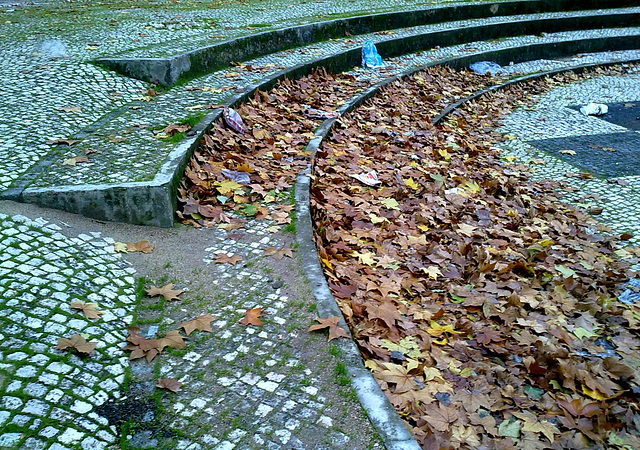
[178,67,500,226]
[311,66,640,448]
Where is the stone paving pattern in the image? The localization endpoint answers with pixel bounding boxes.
[2,0,640,448]
[498,68,640,247]
[2,3,640,189]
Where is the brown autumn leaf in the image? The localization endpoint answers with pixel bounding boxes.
[160,124,192,137]
[157,330,187,350]
[61,155,89,166]
[308,316,350,341]
[47,138,79,146]
[377,363,418,394]
[156,378,182,392]
[240,307,263,326]
[181,314,216,336]
[214,253,242,265]
[126,240,155,253]
[422,403,459,432]
[146,284,184,301]
[69,301,105,320]
[262,246,294,260]
[56,334,97,355]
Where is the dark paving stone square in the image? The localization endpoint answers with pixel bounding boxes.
[529,132,640,178]
[569,102,640,131]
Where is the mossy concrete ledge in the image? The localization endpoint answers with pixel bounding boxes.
[94,0,639,86]
[17,117,216,227]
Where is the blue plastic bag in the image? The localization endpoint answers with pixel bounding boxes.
[470,61,502,75]
[362,40,383,68]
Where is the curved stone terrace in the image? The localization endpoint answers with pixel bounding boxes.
[1,0,640,449]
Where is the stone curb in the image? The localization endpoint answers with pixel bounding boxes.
[15,31,640,227]
[95,0,640,86]
[294,55,640,450]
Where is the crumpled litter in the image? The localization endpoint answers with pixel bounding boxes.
[580,103,608,116]
[350,170,381,186]
[302,105,341,119]
[362,40,383,69]
[470,61,502,76]
[223,106,245,134]
[221,168,251,184]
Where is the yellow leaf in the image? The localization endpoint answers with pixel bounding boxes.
[380,198,399,210]
[369,214,388,224]
[215,180,243,195]
[460,180,481,194]
[503,155,517,162]
[422,266,442,280]
[406,359,420,372]
[573,327,598,339]
[427,322,463,337]
[404,177,419,190]
[364,360,378,371]
[438,148,451,161]
[417,224,429,232]
[114,242,128,253]
[320,257,333,270]
[582,385,617,401]
[353,251,376,266]
[423,367,445,382]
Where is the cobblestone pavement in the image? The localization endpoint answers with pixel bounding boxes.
[2,0,640,448]
[498,66,640,248]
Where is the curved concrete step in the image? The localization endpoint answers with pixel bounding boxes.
[11,26,640,226]
[96,0,640,85]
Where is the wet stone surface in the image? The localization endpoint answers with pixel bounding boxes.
[570,101,640,131]
[530,131,640,178]
[0,213,137,449]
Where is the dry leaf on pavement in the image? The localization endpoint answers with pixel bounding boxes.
[240,308,263,326]
[214,253,242,265]
[181,314,216,335]
[69,301,105,320]
[56,334,97,355]
[156,378,182,392]
[146,284,184,301]
[308,316,349,341]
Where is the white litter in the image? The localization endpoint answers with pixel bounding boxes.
[579,103,608,116]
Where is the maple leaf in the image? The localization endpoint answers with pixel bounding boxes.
[422,266,442,279]
[160,124,191,137]
[61,156,89,166]
[113,242,128,253]
[240,308,263,326]
[377,363,418,394]
[157,330,187,350]
[308,316,349,341]
[46,138,79,146]
[69,301,105,320]
[215,180,243,195]
[181,314,216,335]
[422,403,459,432]
[146,284,184,301]
[262,246,294,260]
[214,253,242,265]
[56,334,97,355]
[380,198,399,210]
[352,251,376,265]
[156,378,182,392]
[126,241,155,253]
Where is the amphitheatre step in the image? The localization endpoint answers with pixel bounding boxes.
[8,23,640,226]
[96,0,640,85]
